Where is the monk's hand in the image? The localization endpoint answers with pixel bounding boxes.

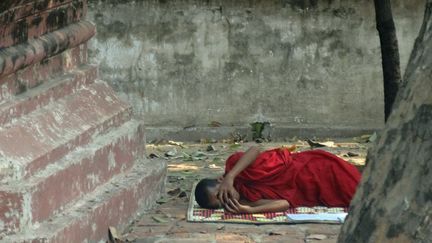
[217,175,238,204]
[224,199,252,214]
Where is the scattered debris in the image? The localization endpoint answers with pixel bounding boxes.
[229,143,242,149]
[307,139,327,148]
[209,121,222,127]
[335,142,361,148]
[267,230,285,236]
[281,144,297,152]
[183,125,196,130]
[369,132,377,142]
[306,234,328,240]
[156,197,168,204]
[125,236,137,242]
[180,152,192,161]
[345,152,359,157]
[151,216,169,223]
[205,164,221,169]
[108,226,123,243]
[182,151,210,161]
[193,151,209,157]
[354,133,377,143]
[168,140,186,148]
[149,153,161,159]
[165,148,178,157]
[206,145,216,152]
[167,188,181,196]
[231,131,246,142]
[178,191,187,198]
[167,188,187,198]
[168,175,185,183]
[321,141,335,147]
[307,139,335,148]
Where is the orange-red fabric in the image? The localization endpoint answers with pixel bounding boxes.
[225,148,361,207]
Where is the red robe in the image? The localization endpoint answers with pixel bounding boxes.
[225,148,361,207]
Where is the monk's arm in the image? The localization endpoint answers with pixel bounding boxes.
[245,199,290,213]
[218,146,261,203]
[226,199,290,214]
[225,146,261,179]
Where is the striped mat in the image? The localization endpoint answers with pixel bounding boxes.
[187,183,348,224]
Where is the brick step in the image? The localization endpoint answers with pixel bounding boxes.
[0,44,89,103]
[0,119,145,234]
[0,80,132,182]
[0,64,97,126]
[3,158,167,243]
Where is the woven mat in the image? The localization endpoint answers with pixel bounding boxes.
[187,183,348,224]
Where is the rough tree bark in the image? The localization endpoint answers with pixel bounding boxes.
[374,0,402,122]
[338,1,432,243]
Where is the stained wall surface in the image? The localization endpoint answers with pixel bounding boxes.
[87,0,425,136]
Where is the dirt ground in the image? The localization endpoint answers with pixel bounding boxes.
[115,137,371,243]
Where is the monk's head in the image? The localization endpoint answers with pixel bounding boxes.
[194,178,222,209]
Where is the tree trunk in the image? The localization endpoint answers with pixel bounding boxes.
[338,1,432,243]
[374,0,402,122]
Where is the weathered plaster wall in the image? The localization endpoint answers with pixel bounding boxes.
[87,0,425,137]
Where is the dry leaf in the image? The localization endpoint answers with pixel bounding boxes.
[209,121,222,127]
[206,145,216,152]
[108,226,123,243]
[168,140,185,148]
[165,148,178,157]
[307,139,336,148]
[307,139,326,148]
[217,225,225,230]
[149,153,161,158]
[167,188,181,196]
[347,152,359,157]
[306,234,328,240]
[267,230,285,236]
[152,216,169,223]
[281,144,297,152]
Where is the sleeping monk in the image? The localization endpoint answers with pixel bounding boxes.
[194,146,361,213]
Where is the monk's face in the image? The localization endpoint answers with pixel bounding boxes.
[207,183,222,208]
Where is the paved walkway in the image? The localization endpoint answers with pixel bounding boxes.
[119,139,369,243]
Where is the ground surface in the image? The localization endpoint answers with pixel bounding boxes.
[116,137,371,243]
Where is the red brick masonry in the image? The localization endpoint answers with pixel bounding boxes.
[0,1,167,242]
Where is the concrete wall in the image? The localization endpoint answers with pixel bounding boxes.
[87,0,425,139]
